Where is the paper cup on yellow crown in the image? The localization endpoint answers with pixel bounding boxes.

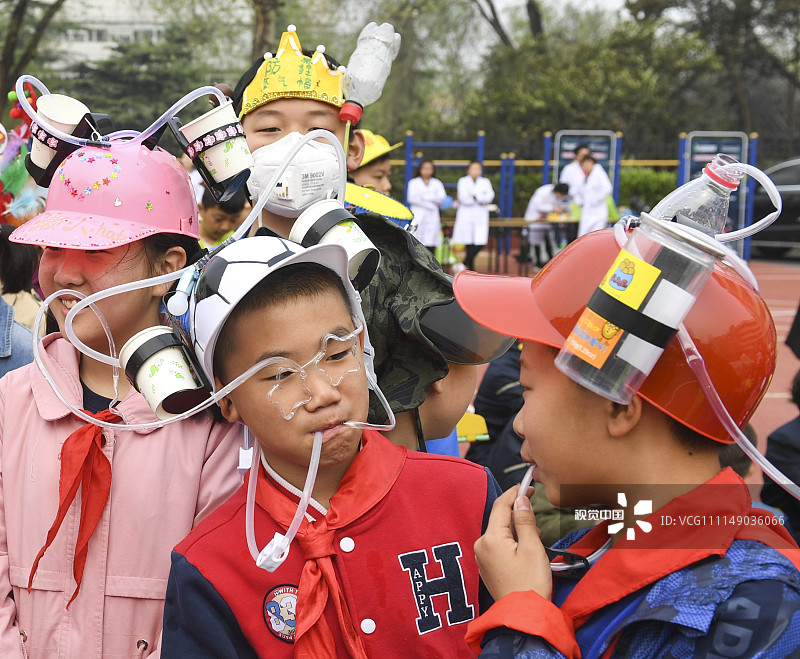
[31,94,90,169]
[289,199,381,291]
[120,326,208,420]
[178,99,253,183]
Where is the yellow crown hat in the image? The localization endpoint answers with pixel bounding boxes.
[240,25,345,119]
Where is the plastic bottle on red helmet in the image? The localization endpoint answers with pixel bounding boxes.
[553,154,746,405]
[554,215,726,404]
[649,153,743,236]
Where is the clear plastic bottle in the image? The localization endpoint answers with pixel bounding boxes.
[339,23,401,124]
[649,153,743,236]
[554,214,724,404]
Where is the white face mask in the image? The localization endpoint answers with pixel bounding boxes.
[247,132,342,218]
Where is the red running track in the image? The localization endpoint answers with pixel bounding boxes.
[746,258,800,493]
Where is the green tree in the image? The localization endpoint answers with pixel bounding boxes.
[0,0,70,117]
[354,0,483,141]
[460,6,727,159]
[626,0,800,156]
[57,24,208,141]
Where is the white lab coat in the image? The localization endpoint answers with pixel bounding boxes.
[577,164,613,237]
[407,176,447,247]
[452,175,495,245]
[524,184,566,246]
[559,161,585,205]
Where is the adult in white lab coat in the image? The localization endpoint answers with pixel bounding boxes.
[558,143,591,206]
[523,182,570,265]
[577,155,614,237]
[407,159,447,254]
[452,161,495,271]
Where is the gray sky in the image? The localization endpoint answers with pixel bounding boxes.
[499,0,628,17]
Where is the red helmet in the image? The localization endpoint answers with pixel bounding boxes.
[453,228,776,443]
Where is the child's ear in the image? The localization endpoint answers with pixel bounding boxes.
[607,396,642,438]
[152,246,188,298]
[347,128,366,172]
[215,377,241,423]
[429,378,445,396]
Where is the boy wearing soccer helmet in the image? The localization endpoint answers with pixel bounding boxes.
[453,228,800,657]
[162,236,501,657]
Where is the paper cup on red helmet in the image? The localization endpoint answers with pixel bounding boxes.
[120,326,207,420]
[31,94,90,169]
[289,199,380,289]
[178,100,253,183]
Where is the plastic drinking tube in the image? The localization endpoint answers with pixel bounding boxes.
[33,288,128,405]
[62,127,348,338]
[15,75,228,149]
[518,464,535,499]
[713,162,781,243]
[40,291,394,435]
[63,270,183,366]
[548,539,614,572]
[511,461,614,571]
[42,301,380,432]
[608,213,800,504]
[677,325,800,501]
[166,128,348,317]
[245,431,323,571]
[342,370,397,433]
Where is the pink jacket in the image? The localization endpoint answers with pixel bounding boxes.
[0,336,242,658]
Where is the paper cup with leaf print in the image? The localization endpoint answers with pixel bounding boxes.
[289,199,381,291]
[31,94,91,169]
[120,326,208,420]
[178,99,253,184]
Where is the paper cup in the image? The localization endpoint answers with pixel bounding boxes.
[179,99,253,183]
[120,326,206,420]
[31,94,90,168]
[290,199,380,280]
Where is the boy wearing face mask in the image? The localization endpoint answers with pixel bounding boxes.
[229,25,488,452]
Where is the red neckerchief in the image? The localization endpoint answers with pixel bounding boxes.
[555,468,800,629]
[255,430,405,659]
[28,409,119,608]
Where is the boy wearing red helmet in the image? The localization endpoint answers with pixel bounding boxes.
[453,228,800,658]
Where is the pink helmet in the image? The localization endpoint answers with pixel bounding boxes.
[11,144,198,249]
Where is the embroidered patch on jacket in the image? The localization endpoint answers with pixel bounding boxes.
[263,584,298,643]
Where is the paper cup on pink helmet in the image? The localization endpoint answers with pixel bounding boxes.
[31,94,90,169]
[120,326,208,420]
[289,199,380,289]
[178,100,253,183]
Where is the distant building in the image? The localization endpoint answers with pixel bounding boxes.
[50,0,253,80]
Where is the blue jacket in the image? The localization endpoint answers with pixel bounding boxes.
[0,297,33,378]
[469,469,800,658]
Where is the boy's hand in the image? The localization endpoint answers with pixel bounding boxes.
[474,486,553,602]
